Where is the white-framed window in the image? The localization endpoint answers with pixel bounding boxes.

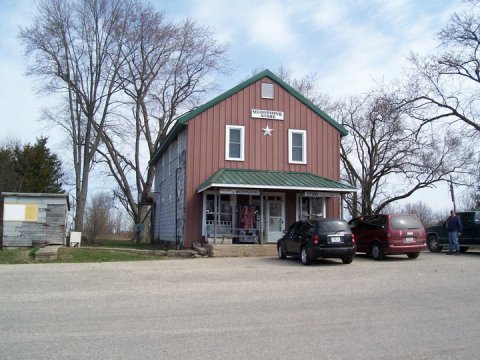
[225,125,244,161]
[288,129,307,164]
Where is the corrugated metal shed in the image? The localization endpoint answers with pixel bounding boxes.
[1,192,70,247]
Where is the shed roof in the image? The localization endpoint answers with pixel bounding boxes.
[1,192,69,198]
[1,192,70,210]
[150,69,347,165]
[197,168,356,193]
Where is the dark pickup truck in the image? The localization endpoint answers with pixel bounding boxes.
[426,211,480,253]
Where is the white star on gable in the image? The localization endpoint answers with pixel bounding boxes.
[262,125,273,136]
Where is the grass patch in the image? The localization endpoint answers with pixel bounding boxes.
[85,238,169,250]
[53,247,164,263]
[0,238,171,265]
[0,248,35,264]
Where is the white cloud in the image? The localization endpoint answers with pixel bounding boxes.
[245,2,298,52]
[287,0,465,97]
[311,0,348,29]
[189,0,300,53]
[0,1,44,143]
[370,0,411,25]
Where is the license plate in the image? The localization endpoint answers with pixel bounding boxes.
[405,237,415,243]
[330,236,342,243]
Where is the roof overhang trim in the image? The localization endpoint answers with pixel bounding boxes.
[198,183,356,194]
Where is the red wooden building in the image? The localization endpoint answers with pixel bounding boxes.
[150,69,354,248]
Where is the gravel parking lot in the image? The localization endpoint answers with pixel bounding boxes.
[1,251,480,359]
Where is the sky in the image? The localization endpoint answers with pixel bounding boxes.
[0,0,465,213]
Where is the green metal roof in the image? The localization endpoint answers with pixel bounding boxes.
[197,169,356,193]
[150,69,348,165]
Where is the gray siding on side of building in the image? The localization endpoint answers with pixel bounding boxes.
[2,194,68,247]
[153,130,187,246]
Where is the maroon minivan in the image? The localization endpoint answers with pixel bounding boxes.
[348,214,427,260]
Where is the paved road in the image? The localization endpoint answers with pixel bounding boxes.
[1,252,480,359]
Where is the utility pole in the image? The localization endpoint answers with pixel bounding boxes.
[449,176,456,212]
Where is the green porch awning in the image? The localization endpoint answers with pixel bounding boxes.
[197,169,356,193]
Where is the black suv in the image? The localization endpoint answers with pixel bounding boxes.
[277,219,356,265]
[426,211,480,253]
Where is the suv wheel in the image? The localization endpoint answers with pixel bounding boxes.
[407,252,420,259]
[277,243,287,259]
[300,247,311,265]
[371,242,385,260]
[427,235,443,253]
[342,256,353,264]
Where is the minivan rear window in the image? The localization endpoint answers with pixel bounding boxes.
[391,215,423,230]
[316,220,350,233]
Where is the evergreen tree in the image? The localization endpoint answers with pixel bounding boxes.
[0,137,64,193]
[0,145,20,192]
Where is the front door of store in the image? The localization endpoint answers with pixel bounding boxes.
[266,200,284,243]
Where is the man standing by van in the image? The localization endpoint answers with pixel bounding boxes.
[446,210,462,255]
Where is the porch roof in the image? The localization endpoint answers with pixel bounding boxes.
[197,169,356,193]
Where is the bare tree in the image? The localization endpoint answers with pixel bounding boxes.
[95,4,228,241]
[19,0,132,232]
[406,0,480,137]
[84,192,114,244]
[110,208,130,235]
[459,163,480,210]
[20,0,228,241]
[400,202,436,227]
[339,87,474,217]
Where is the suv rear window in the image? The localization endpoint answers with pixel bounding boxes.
[391,215,423,230]
[315,220,350,233]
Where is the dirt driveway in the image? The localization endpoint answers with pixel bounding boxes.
[1,252,480,359]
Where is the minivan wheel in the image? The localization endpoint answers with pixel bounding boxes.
[427,235,443,253]
[371,242,385,260]
[277,243,287,259]
[300,247,311,265]
[342,256,353,264]
[407,252,420,259]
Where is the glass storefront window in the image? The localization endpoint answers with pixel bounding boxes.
[300,197,324,220]
[311,198,323,217]
[204,192,264,241]
[205,193,233,236]
[219,195,232,223]
[206,194,215,224]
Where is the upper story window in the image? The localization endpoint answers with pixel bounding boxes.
[261,83,274,99]
[288,129,307,164]
[226,125,244,161]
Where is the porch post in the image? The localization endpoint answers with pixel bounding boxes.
[213,190,218,244]
[341,194,345,219]
[260,190,264,244]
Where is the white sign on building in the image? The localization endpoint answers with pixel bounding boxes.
[303,191,341,198]
[220,189,260,195]
[251,109,284,120]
